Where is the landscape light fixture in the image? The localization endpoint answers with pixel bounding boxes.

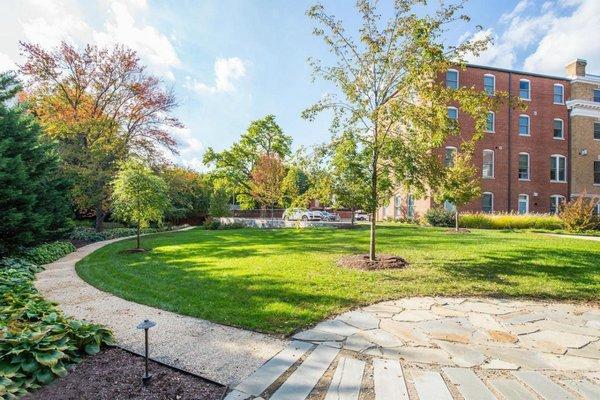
[136,319,156,384]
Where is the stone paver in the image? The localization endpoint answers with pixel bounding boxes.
[489,378,536,400]
[373,359,409,400]
[443,367,496,400]
[325,357,365,400]
[563,379,600,399]
[412,370,453,400]
[336,311,380,330]
[34,229,285,386]
[515,371,576,400]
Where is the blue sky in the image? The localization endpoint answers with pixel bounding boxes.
[1,0,598,170]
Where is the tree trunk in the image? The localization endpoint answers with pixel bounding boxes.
[94,205,106,232]
[369,146,378,261]
[455,210,459,232]
[271,203,274,220]
[137,221,141,249]
[351,207,355,225]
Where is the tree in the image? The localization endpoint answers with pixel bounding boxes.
[250,154,287,217]
[208,187,231,218]
[0,72,72,254]
[161,165,210,224]
[203,115,292,209]
[280,166,309,208]
[304,0,505,260]
[20,42,182,231]
[434,149,481,231]
[111,159,170,250]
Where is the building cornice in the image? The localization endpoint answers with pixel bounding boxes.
[569,75,600,85]
[566,99,600,118]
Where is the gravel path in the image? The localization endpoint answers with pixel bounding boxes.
[34,229,287,387]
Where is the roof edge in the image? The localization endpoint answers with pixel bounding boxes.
[465,63,570,81]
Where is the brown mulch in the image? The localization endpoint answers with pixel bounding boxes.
[445,228,471,234]
[338,254,409,270]
[23,347,226,400]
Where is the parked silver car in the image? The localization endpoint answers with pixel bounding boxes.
[283,208,319,221]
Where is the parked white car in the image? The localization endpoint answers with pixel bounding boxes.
[283,208,319,221]
[354,211,369,221]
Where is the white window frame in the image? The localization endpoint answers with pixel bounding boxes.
[446,69,459,89]
[519,79,531,101]
[394,195,402,218]
[407,195,415,218]
[483,74,496,95]
[518,152,530,181]
[482,192,494,213]
[444,146,457,167]
[482,149,495,179]
[550,194,565,214]
[447,106,458,121]
[553,84,565,104]
[550,154,567,183]
[519,114,530,136]
[518,194,529,214]
[553,118,564,140]
[485,111,495,133]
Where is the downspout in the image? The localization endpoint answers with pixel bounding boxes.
[567,107,572,200]
[507,72,513,212]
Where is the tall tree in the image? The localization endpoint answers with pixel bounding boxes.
[203,114,292,209]
[280,165,309,207]
[304,0,505,260]
[0,72,72,254]
[111,159,170,250]
[19,42,182,231]
[250,154,287,217]
[161,165,210,224]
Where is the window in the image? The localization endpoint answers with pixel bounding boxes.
[550,155,566,182]
[518,153,530,180]
[447,107,458,120]
[482,192,493,213]
[482,150,494,179]
[553,84,564,104]
[446,70,459,89]
[484,74,495,95]
[407,195,415,218]
[444,201,456,212]
[518,194,529,214]
[594,89,600,103]
[553,119,564,139]
[550,195,565,214]
[519,79,530,100]
[394,195,402,218]
[594,122,600,140]
[444,146,457,167]
[595,161,600,185]
[486,112,495,133]
[519,115,530,136]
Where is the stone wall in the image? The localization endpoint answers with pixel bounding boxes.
[218,217,353,229]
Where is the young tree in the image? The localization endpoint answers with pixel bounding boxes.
[208,187,231,218]
[250,154,287,218]
[203,115,292,209]
[434,150,481,231]
[111,159,170,250]
[280,166,310,208]
[20,42,182,231]
[304,0,505,260]
[0,72,72,254]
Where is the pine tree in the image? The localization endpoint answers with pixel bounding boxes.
[0,72,72,254]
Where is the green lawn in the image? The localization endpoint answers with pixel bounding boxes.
[76,225,600,335]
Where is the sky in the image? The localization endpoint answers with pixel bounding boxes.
[1,0,599,171]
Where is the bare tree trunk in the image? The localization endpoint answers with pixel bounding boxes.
[369,145,378,261]
[94,205,106,232]
[455,210,459,232]
[137,221,141,249]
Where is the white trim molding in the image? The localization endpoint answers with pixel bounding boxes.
[566,99,600,118]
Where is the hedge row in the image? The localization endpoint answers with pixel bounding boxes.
[21,241,76,265]
[68,226,183,243]
[0,256,112,398]
[423,209,564,230]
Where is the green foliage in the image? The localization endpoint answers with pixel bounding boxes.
[0,72,72,255]
[21,242,76,265]
[424,208,455,227]
[559,195,600,233]
[203,217,221,230]
[208,188,231,217]
[161,166,210,223]
[459,213,563,230]
[68,226,173,243]
[280,166,309,207]
[0,257,112,397]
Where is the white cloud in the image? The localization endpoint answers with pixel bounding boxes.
[164,127,205,171]
[186,57,246,94]
[464,28,516,69]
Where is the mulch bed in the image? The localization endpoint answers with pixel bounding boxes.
[445,228,471,234]
[338,254,409,270]
[23,347,226,400]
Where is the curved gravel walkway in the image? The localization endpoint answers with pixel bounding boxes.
[34,229,287,387]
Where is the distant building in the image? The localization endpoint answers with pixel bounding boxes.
[379,60,600,220]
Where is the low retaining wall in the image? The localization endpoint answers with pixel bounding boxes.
[218,217,353,229]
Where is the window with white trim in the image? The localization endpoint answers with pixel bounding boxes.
[482,192,493,213]
[486,112,495,133]
[484,74,495,95]
[595,161,600,185]
[553,84,564,104]
[519,115,530,136]
[444,146,457,167]
[519,79,530,100]
[394,195,402,218]
[447,107,458,121]
[407,195,415,218]
[553,118,564,139]
[446,70,459,89]
[550,155,566,182]
[518,194,529,214]
[550,195,565,214]
[518,152,530,180]
[594,89,600,103]
[482,150,494,179]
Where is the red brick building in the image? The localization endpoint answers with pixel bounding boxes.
[379,62,581,220]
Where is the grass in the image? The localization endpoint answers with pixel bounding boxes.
[76,225,600,335]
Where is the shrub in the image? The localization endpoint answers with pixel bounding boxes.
[424,208,455,227]
[68,226,177,243]
[218,222,246,230]
[0,258,112,397]
[203,217,221,230]
[559,195,600,233]
[459,213,563,230]
[21,241,76,265]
